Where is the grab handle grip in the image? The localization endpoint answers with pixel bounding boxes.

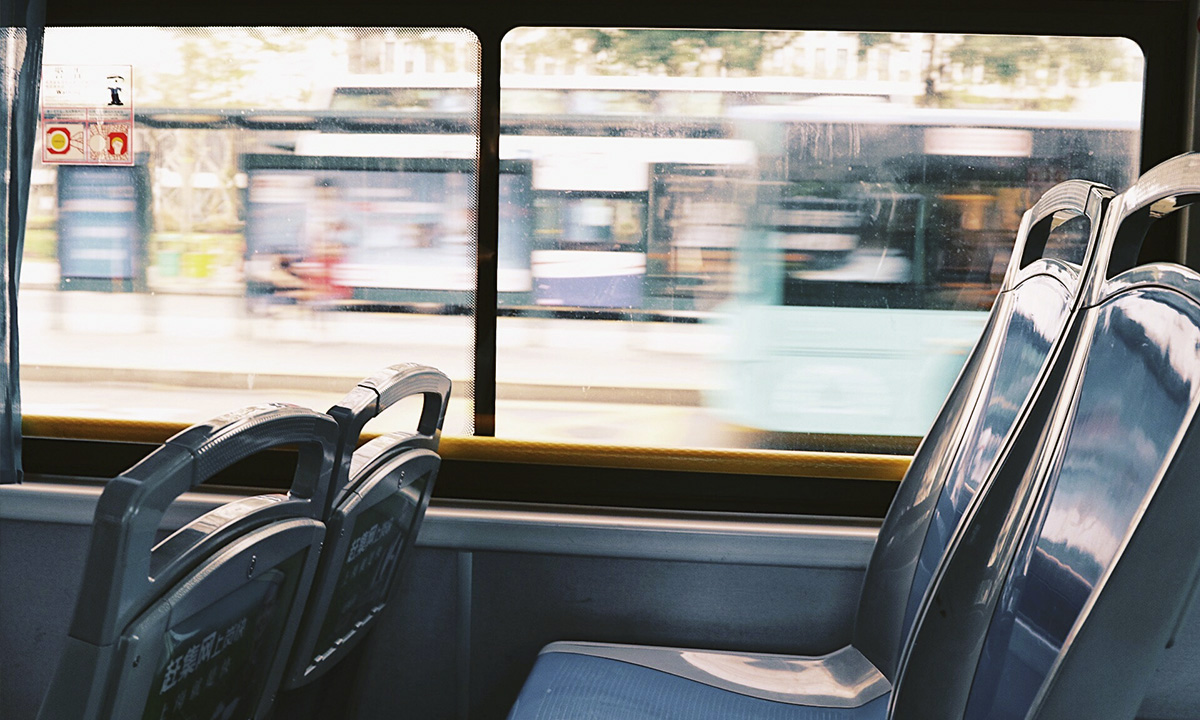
[326,364,451,509]
[1003,179,1113,292]
[1083,153,1200,305]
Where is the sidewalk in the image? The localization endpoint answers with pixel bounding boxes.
[17,288,720,401]
[16,287,726,444]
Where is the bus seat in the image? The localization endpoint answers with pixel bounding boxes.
[505,179,1113,719]
[283,363,451,688]
[35,404,339,720]
[893,151,1200,720]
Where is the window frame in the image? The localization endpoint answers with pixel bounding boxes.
[19,0,1195,515]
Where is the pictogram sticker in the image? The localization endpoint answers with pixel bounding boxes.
[43,123,85,161]
[40,65,134,166]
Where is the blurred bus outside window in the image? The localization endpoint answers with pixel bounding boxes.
[494,28,1143,452]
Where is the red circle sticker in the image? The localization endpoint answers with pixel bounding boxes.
[46,127,71,154]
[108,131,128,156]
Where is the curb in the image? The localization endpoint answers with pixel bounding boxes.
[20,365,704,407]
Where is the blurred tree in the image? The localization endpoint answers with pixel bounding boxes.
[855,33,897,59]
[146,28,353,108]
[948,35,1141,83]
[507,28,768,76]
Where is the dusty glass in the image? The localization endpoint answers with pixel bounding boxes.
[494,28,1143,451]
[22,27,480,435]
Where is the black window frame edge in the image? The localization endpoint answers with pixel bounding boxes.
[17,0,1195,517]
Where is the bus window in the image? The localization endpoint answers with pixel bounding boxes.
[495,28,1143,451]
[20,28,481,435]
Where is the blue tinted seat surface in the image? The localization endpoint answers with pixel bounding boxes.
[508,181,1113,720]
[902,275,1073,637]
[508,262,1082,720]
[511,653,890,720]
[963,286,1200,720]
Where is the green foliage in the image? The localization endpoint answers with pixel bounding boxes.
[505,28,1142,91]
[948,36,1141,84]
[508,28,766,76]
[855,33,895,59]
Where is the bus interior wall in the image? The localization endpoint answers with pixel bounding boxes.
[5,0,1200,718]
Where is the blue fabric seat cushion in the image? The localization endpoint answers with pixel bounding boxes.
[509,652,890,720]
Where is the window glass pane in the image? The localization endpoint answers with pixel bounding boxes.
[22,28,480,435]
[497,28,1143,451]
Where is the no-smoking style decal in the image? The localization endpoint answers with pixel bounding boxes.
[41,65,134,166]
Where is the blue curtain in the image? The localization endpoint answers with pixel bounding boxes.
[1,0,45,483]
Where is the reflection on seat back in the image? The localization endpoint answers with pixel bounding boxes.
[900,272,1075,637]
[892,152,1200,720]
[964,284,1200,719]
[854,180,1111,679]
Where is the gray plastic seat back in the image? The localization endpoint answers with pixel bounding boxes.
[36,404,339,720]
[892,152,1200,720]
[285,363,451,687]
[853,180,1112,680]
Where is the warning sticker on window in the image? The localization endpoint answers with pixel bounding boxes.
[40,65,133,166]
